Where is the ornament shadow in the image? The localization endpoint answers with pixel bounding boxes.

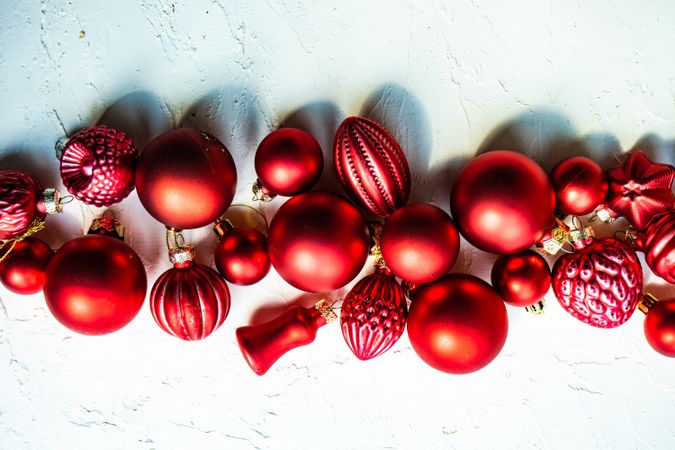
[633,133,675,167]
[247,292,327,326]
[643,283,675,301]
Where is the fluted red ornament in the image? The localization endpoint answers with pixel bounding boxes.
[450,150,555,255]
[236,300,337,375]
[334,116,411,217]
[491,250,551,307]
[407,274,508,374]
[380,203,459,284]
[641,295,675,357]
[340,266,407,361]
[213,219,270,286]
[59,125,138,206]
[268,191,369,293]
[253,128,323,201]
[135,129,237,230]
[630,213,675,284]
[150,245,230,341]
[550,156,608,216]
[0,237,52,295]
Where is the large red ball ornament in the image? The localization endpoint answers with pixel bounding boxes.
[135,129,237,230]
[631,213,675,284]
[550,156,608,216]
[253,128,323,200]
[643,298,675,357]
[0,238,52,295]
[214,222,270,286]
[268,191,369,293]
[491,250,551,307]
[450,150,555,254]
[380,203,460,284]
[44,235,147,335]
[407,274,508,374]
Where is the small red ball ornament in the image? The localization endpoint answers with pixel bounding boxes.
[213,219,270,286]
[641,296,675,357]
[450,150,555,255]
[268,191,369,293]
[135,129,237,230]
[0,237,52,295]
[380,203,459,284]
[407,274,508,374]
[253,128,323,201]
[630,213,675,284]
[491,250,551,307]
[550,156,608,216]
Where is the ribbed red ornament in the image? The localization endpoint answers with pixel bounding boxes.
[340,266,408,361]
[632,213,675,284]
[334,116,411,217]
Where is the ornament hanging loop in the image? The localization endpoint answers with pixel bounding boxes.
[215,203,269,237]
[165,227,185,251]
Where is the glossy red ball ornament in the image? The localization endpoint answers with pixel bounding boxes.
[135,129,237,230]
[550,156,608,216]
[268,191,369,293]
[491,250,551,307]
[0,238,52,295]
[407,274,508,374]
[214,221,270,286]
[340,266,408,360]
[59,125,138,206]
[380,203,460,284]
[643,298,675,357]
[44,234,147,335]
[334,116,411,217]
[631,213,675,284]
[253,128,323,200]
[450,150,555,255]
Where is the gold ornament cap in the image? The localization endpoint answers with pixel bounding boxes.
[315,299,337,324]
[88,216,125,240]
[169,245,195,266]
[41,188,63,214]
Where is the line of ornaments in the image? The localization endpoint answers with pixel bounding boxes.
[0,117,673,376]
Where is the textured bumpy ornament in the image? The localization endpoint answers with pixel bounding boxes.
[340,266,408,361]
[334,116,411,217]
[630,212,675,284]
[59,125,138,206]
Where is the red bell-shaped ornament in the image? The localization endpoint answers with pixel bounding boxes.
[639,294,675,357]
[629,213,675,284]
[236,300,337,375]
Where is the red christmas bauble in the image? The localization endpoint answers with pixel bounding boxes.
[268,191,369,293]
[0,238,52,295]
[491,250,551,307]
[135,129,237,230]
[334,116,411,217]
[550,156,608,216]
[380,203,459,284]
[632,213,675,284]
[644,298,675,357]
[214,227,270,286]
[407,274,508,374]
[254,128,323,199]
[150,246,230,341]
[340,267,408,360]
[450,150,555,254]
[60,125,138,206]
[44,235,147,335]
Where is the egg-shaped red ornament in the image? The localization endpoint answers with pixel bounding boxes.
[643,298,675,357]
[268,191,369,293]
[0,237,52,295]
[407,274,508,374]
[59,125,138,206]
[253,128,323,200]
[632,213,675,284]
[491,250,551,307]
[450,150,555,255]
[340,266,408,361]
[150,246,230,341]
[135,129,237,230]
[44,234,147,335]
[550,156,608,216]
[334,116,411,217]
[380,203,459,284]
[214,222,270,286]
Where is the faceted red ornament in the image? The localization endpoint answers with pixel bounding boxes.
[631,213,675,284]
[237,300,336,375]
[550,156,608,216]
[552,233,642,328]
[268,191,369,293]
[491,250,551,307]
[253,128,323,200]
[340,266,408,361]
[334,116,411,217]
[0,237,52,295]
[135,129,237,230]
[643,297,675,357]
[380,203,460,284]
[150,245,230,341]
[44,234,147,335]
[59,125,138,206]
[450,150,555,255]
[214,221,270,286]
[407,274,508,374]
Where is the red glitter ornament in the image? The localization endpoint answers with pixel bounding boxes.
[491,250,551,307]
[0,237,52,295]
[550,156,608,216]
[630,212,675,284]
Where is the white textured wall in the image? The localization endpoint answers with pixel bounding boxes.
[1,1,674,449]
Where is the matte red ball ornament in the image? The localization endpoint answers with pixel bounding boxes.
[407,274,508,374]
[631,213,675,284]
[214,220,270,286]
[0,237,52,295]
[491,250,551,307]
[253,128,323,201]
[59,125,138,206]
[135,129,237,230]
[334,116,411,217]
[380,203,459,284]
[450,150,555,255]
[268,191,369,293]
[550,156,608,216]
[642,296,675,357]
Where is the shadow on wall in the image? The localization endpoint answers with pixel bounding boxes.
[634,133,675,167]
